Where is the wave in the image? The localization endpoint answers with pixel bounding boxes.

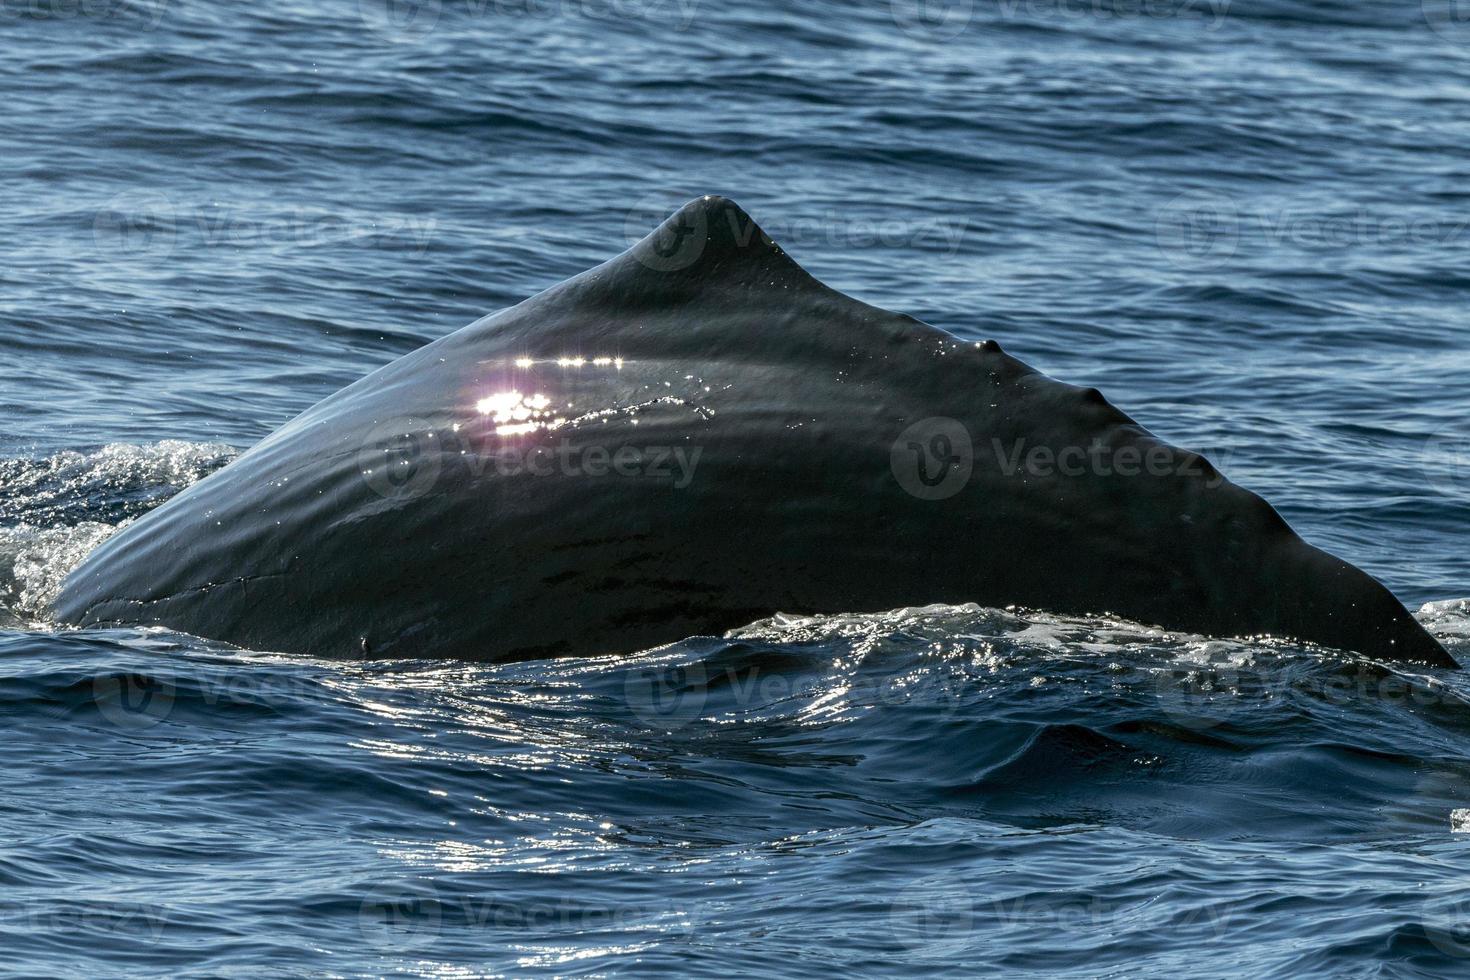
[4,599,1464,833]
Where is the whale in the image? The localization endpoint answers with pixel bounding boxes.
[54,197,1456,668]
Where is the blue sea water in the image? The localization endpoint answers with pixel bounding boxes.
[5,0,1470,975]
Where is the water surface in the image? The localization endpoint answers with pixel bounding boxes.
[4,1,1470,975]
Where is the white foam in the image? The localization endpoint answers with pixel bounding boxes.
[0,440,236,625]
[0,521,121,623]
[1,439,235,508]
[1416,599,1470,652]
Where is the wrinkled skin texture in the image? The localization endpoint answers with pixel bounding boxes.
[55,198,1456,667]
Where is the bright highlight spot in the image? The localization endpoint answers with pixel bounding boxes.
[477,391,525,418]
[476,390,567,436]
[511,355,624,369]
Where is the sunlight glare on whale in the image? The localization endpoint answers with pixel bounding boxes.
[510,355,624,369]
[476,391,564,435]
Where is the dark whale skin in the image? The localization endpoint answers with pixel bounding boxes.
[55,197,1456,668]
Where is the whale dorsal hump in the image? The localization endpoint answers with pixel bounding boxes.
[623,196,814,288]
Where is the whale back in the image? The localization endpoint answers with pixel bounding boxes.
[55,197,1455,667]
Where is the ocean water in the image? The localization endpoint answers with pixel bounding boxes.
[5,0,1470,975]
